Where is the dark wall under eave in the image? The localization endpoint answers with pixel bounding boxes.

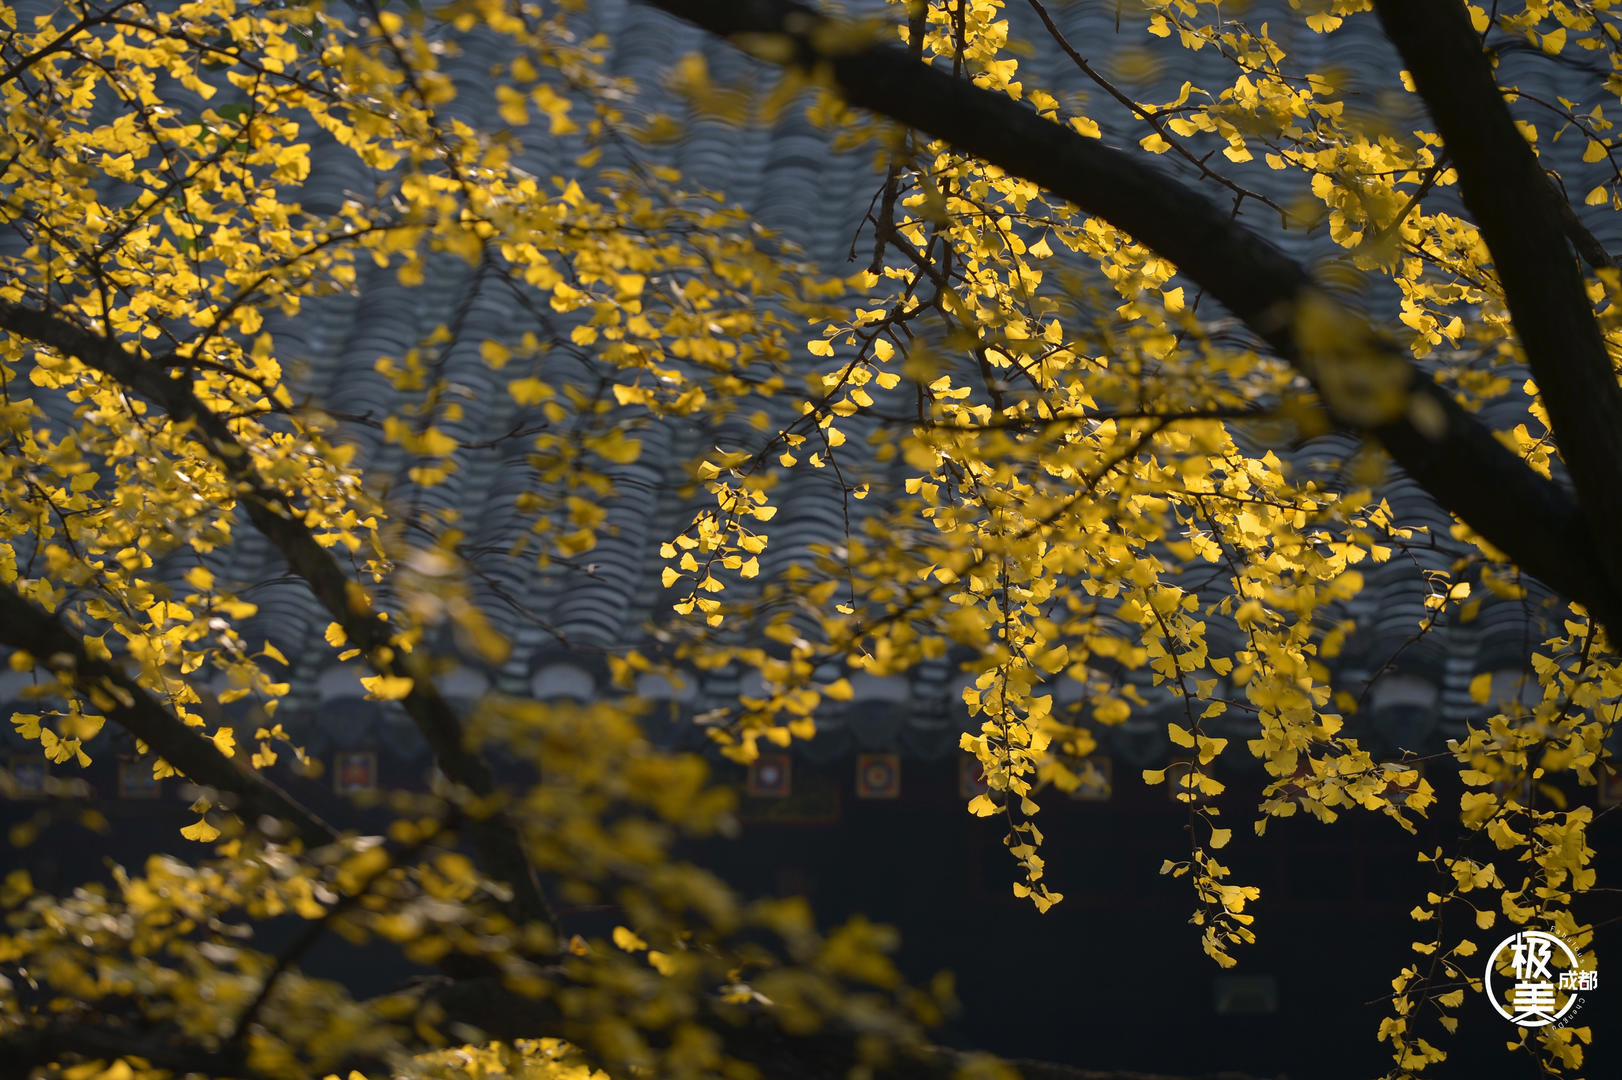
[1,756,1617,1079]
[688,756,1621,1080]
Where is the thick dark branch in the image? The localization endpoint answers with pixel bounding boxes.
[1551,180,1618,271]
[637,0,1622,637]
[6,972,1294,1080]
[1022,0,1286,221]
[4,964,1292,1080]
[1372,0,1622,624]
[0,300,557,937]
[0,983,1282,1080]
[390,978,1285,1080]
[0,1018,252,1080]
[0,584,338,850]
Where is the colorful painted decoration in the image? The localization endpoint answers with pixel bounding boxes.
[334,750,378,795]
[856,753,900,799]
[746,752,791,798]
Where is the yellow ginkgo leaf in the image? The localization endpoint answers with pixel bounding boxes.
[360,675,414,701]
[181,817,221,843]
[612,926,648,952]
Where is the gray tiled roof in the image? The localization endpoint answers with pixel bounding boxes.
[2,0,1607,770]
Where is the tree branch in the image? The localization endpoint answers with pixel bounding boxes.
[1551,178,1617,272]
[0,583,339,850]
[0,983,1286,1080]
[636,0,1622,638]
[381,977,1287,1080]
[0,300,558,938]
[1372,0,1622,625]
